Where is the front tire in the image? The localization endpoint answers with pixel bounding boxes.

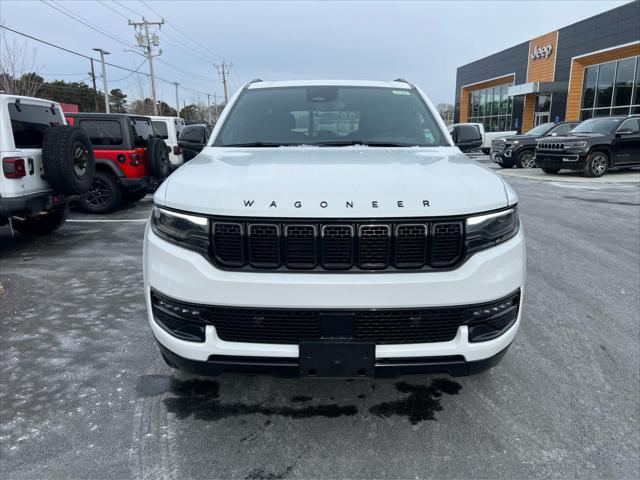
[78,171,122,213]
[498,159,516,168]
[583,151,609,178]
[12,208,67,235]
[515,150,536,168]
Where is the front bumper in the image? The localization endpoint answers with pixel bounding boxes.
[143,226,526,374]
[534,151,588,169]
[157,341,512,378]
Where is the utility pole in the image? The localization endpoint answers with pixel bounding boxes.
[89,58,99,112]
[172,82,180,116]
[92,48,110,113]
[206,93,212,125]
[213,93,219,123]
[215,62,231,104]
[129,17,164,115]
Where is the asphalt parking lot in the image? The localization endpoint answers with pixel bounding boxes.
[1,160,639,479]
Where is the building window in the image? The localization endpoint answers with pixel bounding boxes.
[580,56,640,120]
[467,83,513,132]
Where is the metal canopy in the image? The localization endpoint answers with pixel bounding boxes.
[507,81,568,96]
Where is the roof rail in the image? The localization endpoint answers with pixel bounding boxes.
[393,78,416,89]
[244,78,263,89]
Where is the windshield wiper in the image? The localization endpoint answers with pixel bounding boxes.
[314,140,420,147]
[222,142,296,147]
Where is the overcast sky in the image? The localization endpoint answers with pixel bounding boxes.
[0,0,632,108]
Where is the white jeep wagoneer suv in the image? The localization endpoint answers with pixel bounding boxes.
[143,80,525,378]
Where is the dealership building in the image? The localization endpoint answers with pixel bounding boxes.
[454,1,640,133]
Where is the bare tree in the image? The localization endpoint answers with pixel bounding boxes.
[128,73,156,115]
[0,30,42,96]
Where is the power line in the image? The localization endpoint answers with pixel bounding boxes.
[110,59,148,82]
[40,72,88,76]
[97,0,129,21]
[113,0,143,18]
[39,0,135,49]
[0,25,220,98]
[96,1,223,87]
[155,57,217,83]
[92,1,224,85]
[138,0,225,61]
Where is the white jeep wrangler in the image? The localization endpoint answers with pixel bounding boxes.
[144,80,525,378]
[0,94,95,235]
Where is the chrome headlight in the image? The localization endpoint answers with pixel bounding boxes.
[564,141,587,148]
[151,206,210,254]
[466,207,519,253]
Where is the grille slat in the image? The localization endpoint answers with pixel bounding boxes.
[284,224,316,269]
[213,222,244,267]
[210,218,465,271]
[322,225,354,269]
[358,225,391,269]
[430,222,463,267]
[248,224,280,268]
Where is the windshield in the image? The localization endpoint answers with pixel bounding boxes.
[525,123,554,136]
[214,86,448,147]
[571,118,623,134]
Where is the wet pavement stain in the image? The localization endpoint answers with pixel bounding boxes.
[290,395,312,403]
[369,379,462,424]
[245,466,293,480]
[137,374,219,398]
[138,375,357,421]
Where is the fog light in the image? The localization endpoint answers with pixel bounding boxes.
[464,291,520,342]
[151,292,206,342]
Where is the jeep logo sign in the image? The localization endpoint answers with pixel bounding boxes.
[530,44,553,60]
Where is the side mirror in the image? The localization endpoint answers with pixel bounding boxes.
[616,128,633,135]
[548,132,558,136]
[451,125,483,153]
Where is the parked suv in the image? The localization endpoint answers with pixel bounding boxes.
[491,121,579,168]
[178,124,212,161]
[144,80,525,379]
[1,94,95,235]
[151,116,185,170]
[535,116,640,177]
[66,113,170,212]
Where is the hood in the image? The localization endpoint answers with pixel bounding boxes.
[504,134,534,142]
[541,133,608,142]
[158,146,510,218]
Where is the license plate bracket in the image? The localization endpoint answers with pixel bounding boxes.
[299,341,375,378]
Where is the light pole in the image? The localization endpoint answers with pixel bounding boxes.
[173,82,180,116]
[92,48,110,113]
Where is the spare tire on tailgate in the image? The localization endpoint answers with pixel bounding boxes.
[42,126,95,195]
[147,137,170,180]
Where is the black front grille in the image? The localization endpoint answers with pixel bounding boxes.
[491,139,506,152]
[211,218,465,271]
[537,142,565,151]
[150,290,521,345]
